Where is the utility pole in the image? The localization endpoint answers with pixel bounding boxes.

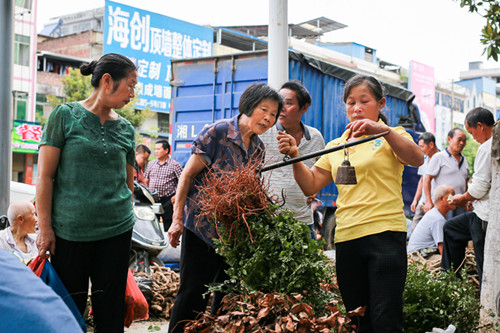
[0,0,14,214]
[268,0,288,90]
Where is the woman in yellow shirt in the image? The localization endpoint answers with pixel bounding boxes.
[277,74,423,332]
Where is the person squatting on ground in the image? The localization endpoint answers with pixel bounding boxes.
[407,185,455,258]
[277,74,423,332]
[134,144,151,185]
[166,83,283,333]
[0,201,38,264]
[410,132,439,232]
[441,107,494,286]
[36,53,138,333]
[144,139,183,232]
[260,80,325,241]
[423,128,469,218]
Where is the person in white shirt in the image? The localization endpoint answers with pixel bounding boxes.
[408,184,455,256]
[424,128,469,218]
[260,81,325,240]
[0,201,38,264]
[441,107,494,285]
[410,132,440,232]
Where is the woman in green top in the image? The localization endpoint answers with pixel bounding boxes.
[36,53,137,333]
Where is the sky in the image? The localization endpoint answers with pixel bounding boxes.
[36,0,499,82]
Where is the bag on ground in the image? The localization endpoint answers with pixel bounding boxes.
[124,268,149,327]
[28,256,87,332]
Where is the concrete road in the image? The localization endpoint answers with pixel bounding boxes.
[87,318,170,332]
[124,318,170,332]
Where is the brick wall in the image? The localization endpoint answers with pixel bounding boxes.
[37,31,103,58]
[37,72,65,97]
[37,71,64,87]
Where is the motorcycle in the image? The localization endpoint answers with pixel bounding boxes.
[0,215,8,230]
[130,181,168,274]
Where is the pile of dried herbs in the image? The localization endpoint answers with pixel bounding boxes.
[185,292,363,333]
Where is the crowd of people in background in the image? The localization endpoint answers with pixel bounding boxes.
[408,107,494,291]
[0,52,497,333]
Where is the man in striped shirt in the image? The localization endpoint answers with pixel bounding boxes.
[145,139,183,231]
[260,81,325,240]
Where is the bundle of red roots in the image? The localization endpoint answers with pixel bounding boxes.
[195,157,278,243]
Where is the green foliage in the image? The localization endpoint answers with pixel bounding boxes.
[46,94,64,109]
[35,111,47,127]
[46,67,153,128]
[147,325,161,331]
[458,0,500,60]
[61,68,93,102]
[403,263,480,333]
[211,205,336,314]
[462,130,480,176]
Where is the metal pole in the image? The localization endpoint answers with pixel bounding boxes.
[0,0,14,214]
[260,131,390,172]
[268,0,288,90]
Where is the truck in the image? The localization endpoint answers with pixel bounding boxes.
[169,50,425,249]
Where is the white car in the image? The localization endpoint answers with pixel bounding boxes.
[9,181,36,204]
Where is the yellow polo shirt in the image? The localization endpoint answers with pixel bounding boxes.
[315,124,411,243]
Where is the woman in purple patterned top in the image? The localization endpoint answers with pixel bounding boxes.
[167,83,283,333]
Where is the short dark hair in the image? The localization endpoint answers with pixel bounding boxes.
[447,128,465,139]
[280,80,312,109]
[465,107,495,127]
[136,144,151,155]
[80,53,137,92]
[238,83,283,122]
[343,74,388,124]
[418,132,436,145]
[155,139,171,154]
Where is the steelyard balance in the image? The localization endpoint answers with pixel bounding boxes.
[259,130,390,185]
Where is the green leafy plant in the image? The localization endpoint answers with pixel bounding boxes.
[211,205,337,314]
[403,262,481,332]
[196,160,338,315]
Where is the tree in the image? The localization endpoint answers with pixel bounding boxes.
[463,130,480,176]
[46,68,153,128]
[458,0,500,61]
[480,120,500,327]
[458,1,500,327]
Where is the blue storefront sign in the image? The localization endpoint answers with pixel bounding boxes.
[104,0,213,112]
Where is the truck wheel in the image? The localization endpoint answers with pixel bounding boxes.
[321,213,336,251]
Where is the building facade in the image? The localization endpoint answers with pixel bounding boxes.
[459,61,500,119]
[12,0,39,184]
